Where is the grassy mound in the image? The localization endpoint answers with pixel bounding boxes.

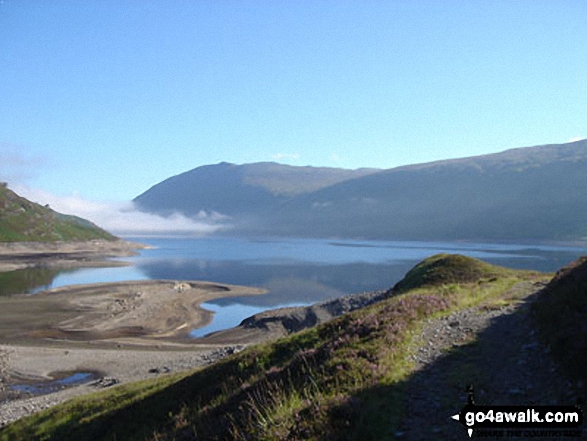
[392,253,515,294]
[533,256,587,383]
[0,256,540,441]
[0,185,116,242]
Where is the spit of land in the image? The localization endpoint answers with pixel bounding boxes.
[0,240,267,426]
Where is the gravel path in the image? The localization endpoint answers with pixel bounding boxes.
[398,281,582,440]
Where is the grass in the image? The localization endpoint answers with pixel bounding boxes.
[0,372,189,441]
[0,185,116,242]
[533,256,587,385]
[392,253,519,294]
[0,255,546,441]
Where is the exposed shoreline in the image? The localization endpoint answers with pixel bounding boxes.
[0,277,268,427]
[0,275,397,426]
[0,240,274,426]
[1,279,267,344]
[0,343,247,426]
[0,239,146,272]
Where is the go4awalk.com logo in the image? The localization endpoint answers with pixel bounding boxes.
[451,388,583,438]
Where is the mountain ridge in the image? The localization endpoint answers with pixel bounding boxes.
[134,140,587,241]
[133,161,380,217]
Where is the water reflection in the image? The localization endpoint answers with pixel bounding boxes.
[190,303,267,337]
[0,265,149,297]
[0,267,63,296]
[0,237,584,337]
[10,371,99,395]
[135,259,416,307]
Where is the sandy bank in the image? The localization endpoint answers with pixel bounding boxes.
[0,279,267,345]
[0,278,268,426]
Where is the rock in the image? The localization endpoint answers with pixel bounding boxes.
[174,282,191,292]
[91,377,119,388]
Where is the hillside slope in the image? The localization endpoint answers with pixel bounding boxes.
[533,256,587,383]
[133,140,587,240]
[133,162,379,218]
[3,255,564,441]
[0,185,116,242]
[265,140,587,240]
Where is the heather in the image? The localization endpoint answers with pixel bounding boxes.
[533,256,587,384]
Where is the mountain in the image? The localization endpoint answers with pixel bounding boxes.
[134,140,587,240]
[0,184,116,242]
[265,140,587,240]
[133,162,379,217]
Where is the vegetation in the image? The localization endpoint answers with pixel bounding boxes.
[0,186,116,242]
[392,253,517,294]
[0,255,545,440]
[533,256,587,385]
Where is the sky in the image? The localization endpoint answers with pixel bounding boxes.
[1,1,586,232]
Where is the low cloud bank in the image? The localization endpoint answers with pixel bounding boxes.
[12,185,230,236]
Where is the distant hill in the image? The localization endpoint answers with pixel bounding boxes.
[134,140,587,240]
[0,184,116,242]
[266,140,587,240]
[133,162,379,217]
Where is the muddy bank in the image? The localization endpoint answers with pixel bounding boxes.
[0,278,267,426]
[0,280,267,345]
[0,343,247,426]
[0,239,145,272]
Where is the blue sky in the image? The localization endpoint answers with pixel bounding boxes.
[1,1,586,220]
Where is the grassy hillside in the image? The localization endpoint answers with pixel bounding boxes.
[1,255,547,440]
[392,253,518,294]
[0,185,116,242]
[533,256,587,385]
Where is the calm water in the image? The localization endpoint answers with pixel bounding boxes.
[2,237,586,336]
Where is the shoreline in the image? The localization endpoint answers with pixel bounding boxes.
[0,238,270,426]
[0,279,267,345]
[0,277,268,427]
[0,342,247,426]
[0,239,147,272]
